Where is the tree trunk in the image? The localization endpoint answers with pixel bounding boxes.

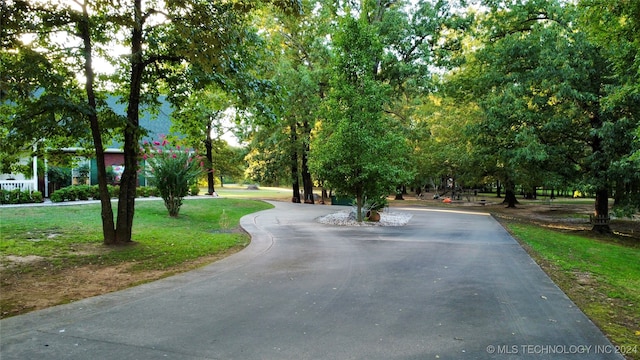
[79,4,116,244]
[613,180,624,206]
[290,124,301,203]
[451,178,456,200]
[320,187,327,204]
[301,154,314,203]
[504,179,518,208]
[592,187,611,233]
[115,0,144,244]
[205,124,215,195]
[589,109,611,233]
[301,122,314,204]
[115,131,138,243]
[496,180,502,198]
[356,192,364,222]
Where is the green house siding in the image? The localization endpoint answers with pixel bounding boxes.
[90,158,98,185]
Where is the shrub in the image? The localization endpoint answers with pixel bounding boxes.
[0,189,42,204]
[141,137,203,217]
[105,166,116,184]
[75,185,91,200]
[89,185,100,199]
[64,186,77,201]
[136,187,152,197]
[107,185,120,198]
[48,166,72,187]
[31,190,43,203]
[190,184,200,196]
[47,186,88,202]
[50,189,65,202]
[6,189,20,204]
[9,189,31,204]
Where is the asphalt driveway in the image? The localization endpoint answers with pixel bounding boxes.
[0,202,623,359]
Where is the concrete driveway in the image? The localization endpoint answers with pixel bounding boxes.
[0,202,623,359]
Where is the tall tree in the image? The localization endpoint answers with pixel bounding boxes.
[245,0,332,203]
[579,0,640,214]
[309,14,413,221]
[170,88,235,195]
[368,0,471,194]
[3,0,301,244]
[2,0,123,242]
[452,0,634,230]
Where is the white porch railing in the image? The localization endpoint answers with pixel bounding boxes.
[0,180,37,192]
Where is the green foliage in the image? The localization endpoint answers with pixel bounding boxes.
[142,138,204,217]
[49,190,64,203]
[47,166,72,187]
[136,186,158,198]
[190,184,200,196]
[76,164,90,184]
[310,15,414,221]
[579,0,640,210]
[436,0,639,213]
[107,185,120,198]
[31,191,43,203]
[50,185,113,202]
[0,189,44,205]
[364,195,388,212]
[105,166,117,185]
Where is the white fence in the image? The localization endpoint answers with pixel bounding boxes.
[0,180,37,192]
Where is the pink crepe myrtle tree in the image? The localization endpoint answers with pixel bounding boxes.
[141,137,204,217]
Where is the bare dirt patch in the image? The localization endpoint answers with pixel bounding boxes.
[0,246,244,318]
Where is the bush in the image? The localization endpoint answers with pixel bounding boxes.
[107,185,120,198]
[105,166,116,184]
[10,189,30,204]
[142,137,204,217]
[64,186,77,201]
[47,166,72,187]
[137,187,153,197]
[31,190,43,203]
[50,185,95,202]
[75,185,91,200]
[50,189,65,202]
[89,185,100,199]
[8,189,21,204]
[0,188,43,204]
[190,184,200,196]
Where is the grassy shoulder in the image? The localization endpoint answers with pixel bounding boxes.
[502,221,640,358]
[0,198,273,318]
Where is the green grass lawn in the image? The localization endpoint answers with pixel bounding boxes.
[0,198,273,272]
[506,223,640,357]
[212,184,293,200]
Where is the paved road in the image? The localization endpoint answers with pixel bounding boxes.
[0,202,623,359]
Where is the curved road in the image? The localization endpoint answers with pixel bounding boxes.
[0,202,622,359]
